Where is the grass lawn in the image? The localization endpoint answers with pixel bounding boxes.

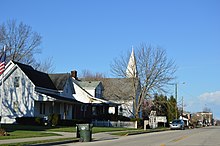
[0,124,135,140]
[0,130,60,140]
[0,124,61,140]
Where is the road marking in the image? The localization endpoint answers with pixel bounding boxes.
[160,135,188,146]
[172,135,188,142]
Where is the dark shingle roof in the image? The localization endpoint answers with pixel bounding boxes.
[13,61,71,91]
[101,78,135,101]
[49,74,70,90]
[13,61,57,90]
[77,81,101,90]
[81,78,139,101]
[11,61,81,104]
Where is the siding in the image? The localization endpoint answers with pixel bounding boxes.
[1,67,35,123]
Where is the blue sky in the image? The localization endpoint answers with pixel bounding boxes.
[1,0,220,119]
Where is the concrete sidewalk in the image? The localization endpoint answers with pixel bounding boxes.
[0,131,120,145]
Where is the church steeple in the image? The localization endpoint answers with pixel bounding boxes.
[126,47,137,78]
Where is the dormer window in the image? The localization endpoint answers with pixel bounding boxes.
[14,77,20,87]
[95,86,102,98]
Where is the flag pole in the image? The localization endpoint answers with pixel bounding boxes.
[0,45,6,127]
[0,65,3,128]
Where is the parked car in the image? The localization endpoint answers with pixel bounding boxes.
[170,119,185,130]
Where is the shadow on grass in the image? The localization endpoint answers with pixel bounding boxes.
[1,124,65,132]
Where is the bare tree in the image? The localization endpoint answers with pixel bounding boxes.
[0,20,53,72]
[0,20,53,73]
[111,44,177,118]
[203,107,212,113]
[80,69,106,80]
[0,20,41,64]
[35,57,55,73]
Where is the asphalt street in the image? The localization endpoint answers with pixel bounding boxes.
[58,126,220,146]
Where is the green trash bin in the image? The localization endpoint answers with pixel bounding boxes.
[77,124,93,142]
[76,125,80,138]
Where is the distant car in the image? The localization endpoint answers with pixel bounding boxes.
[170,119,185,130]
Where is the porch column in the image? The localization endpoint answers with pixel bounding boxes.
[115,106,118,115]
[52,101,55,114]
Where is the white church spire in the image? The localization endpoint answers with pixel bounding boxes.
[126,47,138,78]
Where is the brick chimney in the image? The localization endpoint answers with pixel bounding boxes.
[71,70,78,80]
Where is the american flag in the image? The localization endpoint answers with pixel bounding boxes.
[0,47,6,75]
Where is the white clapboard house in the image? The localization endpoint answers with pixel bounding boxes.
[0,61,117,124]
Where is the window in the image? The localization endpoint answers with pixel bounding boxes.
[92,107,96,115]
[40,103,46,114]
[64,103,69,115]
[95,88,102,98]
[84,105,87,111]
[81,105,84,112]
[103,106,106,114]
[13,101,19,113]
[14,77,20,87]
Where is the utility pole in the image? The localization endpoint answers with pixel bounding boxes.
[175,83,178,119]
[182,96,184,119]
[174,82,185,119]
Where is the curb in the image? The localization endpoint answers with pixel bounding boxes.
[122,128,170,136]
[30,139,79,146]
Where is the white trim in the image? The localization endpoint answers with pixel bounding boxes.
[72,79,112,104]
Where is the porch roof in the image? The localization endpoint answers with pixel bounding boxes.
[38,92,82,104]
